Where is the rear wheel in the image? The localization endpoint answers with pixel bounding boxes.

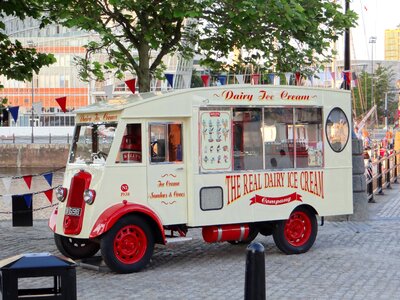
[101,215,154,273]
[54,233,100,259]
[273,207,317,254]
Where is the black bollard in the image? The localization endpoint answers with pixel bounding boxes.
[378,156,384,194]
[244,242,266,300]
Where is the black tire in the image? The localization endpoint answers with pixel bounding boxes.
[100,215,154,273]
[272,207,317,254]
[54,233,100,259]
[228,227,258,245]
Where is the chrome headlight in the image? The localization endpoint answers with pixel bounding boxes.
[83,189,96,205]
[55,186,67,202]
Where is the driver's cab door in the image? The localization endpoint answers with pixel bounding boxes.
[147,121,187,224]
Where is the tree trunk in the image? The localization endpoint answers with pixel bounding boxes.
[137,44,151,93]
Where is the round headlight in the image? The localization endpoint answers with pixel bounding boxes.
[83,189,96,205]
[55,186,67,202]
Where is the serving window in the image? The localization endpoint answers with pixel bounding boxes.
[199,106,324,173]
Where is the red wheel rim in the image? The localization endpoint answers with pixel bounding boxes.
[113,225,147,264]
[284,211,312,247]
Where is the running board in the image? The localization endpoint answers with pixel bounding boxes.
[165,236,193,244]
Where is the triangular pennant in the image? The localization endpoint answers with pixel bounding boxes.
[23,175,33,189]
[55,96,67,113]
[104,84,114,99]
[295,72,301,85]
[125,78,136,94]
[2,194,12,204]
[165,73,174,87]
[235,74,244,84]
[23,193,33,208]
[218,75,227,85]
[251,74,260,85]
[201,74,210,87]
[9,106,19,123]
[182,74,192,88]
[44,189,53,204]
[284,72,292,85]
[330,71,336,80]
[275,76,280,85]
[308,75,314,86]
[2,177,12,192]
[268,73,275,84]
[43,173,53,187]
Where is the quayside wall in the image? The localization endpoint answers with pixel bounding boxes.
[0,144,69,168]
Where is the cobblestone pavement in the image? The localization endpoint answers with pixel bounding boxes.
[2,184,400,299]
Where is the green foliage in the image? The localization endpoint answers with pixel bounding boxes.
[39,0,357,92]
[0,0,56,83]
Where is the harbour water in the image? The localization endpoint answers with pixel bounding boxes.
[0,167,64,221]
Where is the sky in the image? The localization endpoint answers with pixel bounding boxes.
[340,0,400,61]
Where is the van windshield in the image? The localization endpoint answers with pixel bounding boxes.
[69,123,117,164]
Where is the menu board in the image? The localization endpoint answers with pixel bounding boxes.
[200,110,232,171]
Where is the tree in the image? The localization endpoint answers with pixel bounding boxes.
[0,0,55,85]
[353,65,396,125]
[40,0,357,92]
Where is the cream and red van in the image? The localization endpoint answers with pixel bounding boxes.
[49,85,353,273]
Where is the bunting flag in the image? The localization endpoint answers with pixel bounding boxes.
[165,73,174,87]
[2,177,12,193]
[295,72,301,85]
[330,71,336,80]
[24,193,33,208]
[43,173,53,187]
[275,76,280,85]
[308,75,314,86]
[125,78,136,94]
[284,72,292,85]
[268,74,275,84]
[182,74,192,88]
[235,74,244,84]
[2,194,12,205]
[343,71,351,86]
[251,74,260,85]
[352,72,358,85]
[33,102,42,115]
[201,74,210,87]
[23,175,33,189]
[104,84,114,99]
[55,97,67,113]
[218,75,227,85]
[9,106,19,123]
[44,189,53,203]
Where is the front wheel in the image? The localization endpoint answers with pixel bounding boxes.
[54,234,100,259]
[100,215,154,273]
[272,207,317,254]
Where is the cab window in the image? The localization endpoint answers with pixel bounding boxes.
[150,123,183,163]
[116,123,142,163]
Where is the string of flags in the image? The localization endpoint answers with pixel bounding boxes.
[0,167,65,208]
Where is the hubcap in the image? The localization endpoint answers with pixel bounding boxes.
[114,225,147,264]
[284,211,312,247]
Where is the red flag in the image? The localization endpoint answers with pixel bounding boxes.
[23,175,32,189]
[251,74,260,85]
[295,72,301,85]
[125,78,136,94]
[55,97,67,113]
[201,74,210,87]
[44,189,53,203]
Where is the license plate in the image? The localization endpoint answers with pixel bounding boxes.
[65,207,81,217]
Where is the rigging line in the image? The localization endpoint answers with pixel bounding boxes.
[359,0,371,60]
[0,166,65,180]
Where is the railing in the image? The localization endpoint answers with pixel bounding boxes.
[0,134,71,144]
[365,149,399,202]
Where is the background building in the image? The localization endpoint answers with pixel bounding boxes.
[385,28,400,61]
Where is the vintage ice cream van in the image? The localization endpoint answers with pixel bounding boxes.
[49,85,353,273]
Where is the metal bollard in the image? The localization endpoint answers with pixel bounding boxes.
[386,155,391,189]
[395,154,398,184]
[378,156,384,195]
[244,242,266,300]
